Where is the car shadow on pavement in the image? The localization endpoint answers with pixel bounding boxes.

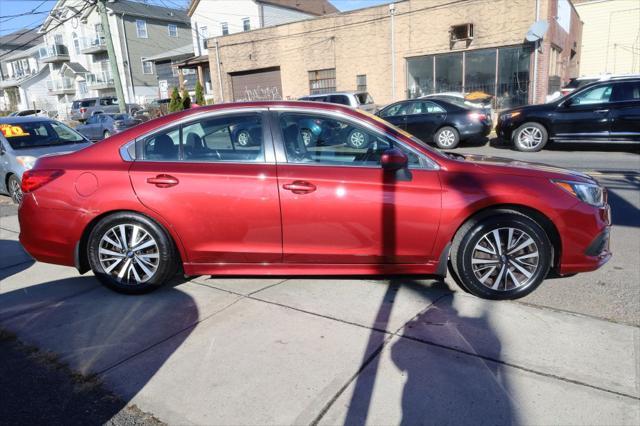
[0,276,198,424]
[0,239,34,280]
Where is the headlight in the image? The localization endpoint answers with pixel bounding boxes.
[500,111,521,121]
[552,180,605,207]
[16,156,37,170]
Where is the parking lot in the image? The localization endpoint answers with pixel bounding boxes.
[1,142,639,425]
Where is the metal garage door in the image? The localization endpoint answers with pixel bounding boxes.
[230,67,283,102]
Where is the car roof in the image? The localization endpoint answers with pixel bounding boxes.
[0,116,54,124]
[305,91,368,97]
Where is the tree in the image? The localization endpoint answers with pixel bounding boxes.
[181,88,191,109]
[195,81,205,105]
[168,87,182,112]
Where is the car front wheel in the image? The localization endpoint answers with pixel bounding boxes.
[346,129,369,149]
[450,212,552,300]
[7,174,22,204]
[87,212,177,294]
[513,122,548,152]
[236,130,251,146]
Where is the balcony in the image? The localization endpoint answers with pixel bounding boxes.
[39,44,70,63]
[0,69,37,89]
[86,70,114,90]
[80,35,107,54]
[47,77,75,95]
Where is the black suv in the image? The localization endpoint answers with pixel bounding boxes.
[497,77,640,151]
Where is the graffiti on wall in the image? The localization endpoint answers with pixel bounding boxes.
[239,85,282,101]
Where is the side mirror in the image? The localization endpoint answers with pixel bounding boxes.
[380,147,408,171]
[562,97,575,107]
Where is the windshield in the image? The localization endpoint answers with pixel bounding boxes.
[355,93,374,105]
[1,121,87,150]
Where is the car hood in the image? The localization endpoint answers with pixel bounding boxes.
[11,142,92,158]
[455,153,597,183]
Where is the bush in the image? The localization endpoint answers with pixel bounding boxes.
[181,89,191,109]
[168,87,182,112]
[195,81,205,105]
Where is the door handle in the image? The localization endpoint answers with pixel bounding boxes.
[282,180,316,194]
[594,109,609,114]
[147,174,179,188]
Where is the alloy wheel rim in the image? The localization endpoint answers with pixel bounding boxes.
[470,227,539,291]
[438,130,456,147]
[98,224,160,285]
[517,127,543,149]
[9,179,22,204]
[350,131,366,148]
[237,131,250,146]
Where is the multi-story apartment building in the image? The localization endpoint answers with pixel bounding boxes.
[180,0,337,95]
[38,0,190,118]
[0,29,58,112]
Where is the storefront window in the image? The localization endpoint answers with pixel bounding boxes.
[497,45,531,108]
[465,49,496,94]
[407,56,433,98]
[406,45,531,108]
[435,52,462,93]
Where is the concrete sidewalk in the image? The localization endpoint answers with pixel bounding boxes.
[1,214,639,425]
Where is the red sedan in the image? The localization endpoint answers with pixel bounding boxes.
[18,101,611,300]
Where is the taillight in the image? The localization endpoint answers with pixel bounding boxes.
[21,169,64,193]
[468,112,487,121]
[80,108,87,114]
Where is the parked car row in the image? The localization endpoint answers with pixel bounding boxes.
[70,97,142,123]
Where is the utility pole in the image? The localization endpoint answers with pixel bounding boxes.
[389,3,396,101]
[97,0,126,113]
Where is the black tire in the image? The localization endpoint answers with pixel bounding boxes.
[512,122,548,152]
[434,126,460,149]
[236,129,251,147]
[346,128,370,149]
[450,212,551,300]
[7,174,22,204]
[87,212,177,294]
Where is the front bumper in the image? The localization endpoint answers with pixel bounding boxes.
[558,202,612,275]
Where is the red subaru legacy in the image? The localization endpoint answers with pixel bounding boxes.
[18,101,611,300]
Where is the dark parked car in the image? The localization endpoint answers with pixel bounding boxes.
[497,77,640,151]
[377,98,492,149]
[75,113,142,141]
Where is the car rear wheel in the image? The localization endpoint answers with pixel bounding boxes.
[347,129,369,149]
[513,122,548,152]
[434,126,460,149]
[87,212,177,294]
[450,212,551,300]
[236,129,251,146]
[7,174,22,204]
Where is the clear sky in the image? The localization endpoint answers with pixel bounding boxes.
[0,0,393,36]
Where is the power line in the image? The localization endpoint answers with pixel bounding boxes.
[0,0,95,60]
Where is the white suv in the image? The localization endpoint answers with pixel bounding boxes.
[299,91,377,113]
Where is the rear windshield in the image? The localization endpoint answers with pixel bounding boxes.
[355,93,374,105]
[565,78,598,89]
[72,100,96,109]
[1,121,86,149]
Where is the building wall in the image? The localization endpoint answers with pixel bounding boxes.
[121,15,191,93]
[575,0,640,75]
[209,0,575,106]
[20,68,58,112]
[261,3,314,27]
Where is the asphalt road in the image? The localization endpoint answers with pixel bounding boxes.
[1,141,638,326]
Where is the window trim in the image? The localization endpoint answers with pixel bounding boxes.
[136,19,148,38]
[141,58,154,75]
[242,18,250,32]
[167,24,178,37]
[221,22,229,35]
[269,107,439,170]
[127,108,274,164]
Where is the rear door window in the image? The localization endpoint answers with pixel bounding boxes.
[610,82,640,102]
[328,95,350,106]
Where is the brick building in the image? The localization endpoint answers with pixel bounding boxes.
[206,0,582,108]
